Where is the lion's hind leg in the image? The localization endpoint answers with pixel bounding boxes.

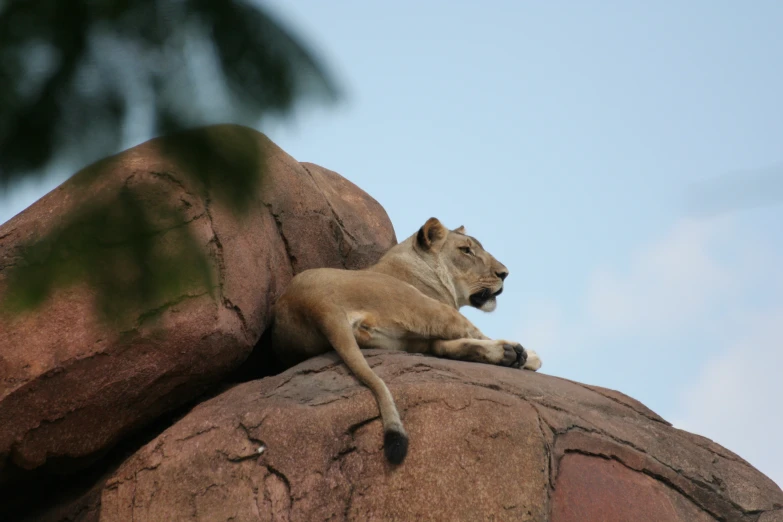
[318,309,408,464]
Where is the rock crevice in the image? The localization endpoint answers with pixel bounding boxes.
[68,350,783,522]
[0,124,396,483]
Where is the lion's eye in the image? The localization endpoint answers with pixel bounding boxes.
[459,246,473,255]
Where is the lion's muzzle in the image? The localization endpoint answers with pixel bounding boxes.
[469,286,503,309]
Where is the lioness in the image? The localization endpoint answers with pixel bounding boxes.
[270,217,541,465]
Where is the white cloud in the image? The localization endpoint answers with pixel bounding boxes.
[673,308,783,488]
[518,215,783,488]
[517,298,565,353]
[518,217,741,358]
[586,218,735,335]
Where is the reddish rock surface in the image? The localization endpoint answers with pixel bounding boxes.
[552,454,714,522]
[89,350,781,522]
[0,125,396,476]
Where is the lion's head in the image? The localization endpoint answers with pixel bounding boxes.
[414,217,509,312]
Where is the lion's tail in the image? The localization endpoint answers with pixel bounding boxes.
[317,309,408,465]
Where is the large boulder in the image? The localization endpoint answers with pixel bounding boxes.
[91,351,781,522]
[0,125,396,477]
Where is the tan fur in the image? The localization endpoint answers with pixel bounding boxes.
[270,217,542,464]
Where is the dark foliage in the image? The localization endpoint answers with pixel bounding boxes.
[0,0,337,319]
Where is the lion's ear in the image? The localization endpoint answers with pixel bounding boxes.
[452,225,466,234]
[416,217,448,250]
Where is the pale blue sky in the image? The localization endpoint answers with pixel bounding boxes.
[1,1,781,485]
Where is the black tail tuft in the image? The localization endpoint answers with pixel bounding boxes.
[384,429,409,465]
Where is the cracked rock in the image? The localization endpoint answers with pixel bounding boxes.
[88,351,783,521]
[0,125,396,481]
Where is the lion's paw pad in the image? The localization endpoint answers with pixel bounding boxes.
[500,342,527,368]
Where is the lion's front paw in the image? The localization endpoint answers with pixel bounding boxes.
[523,349,542,371]
[497,341,527,368]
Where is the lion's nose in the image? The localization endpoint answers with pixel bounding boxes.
[496,270,508,281]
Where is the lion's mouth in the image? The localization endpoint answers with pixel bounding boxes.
[469,287,503,308]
